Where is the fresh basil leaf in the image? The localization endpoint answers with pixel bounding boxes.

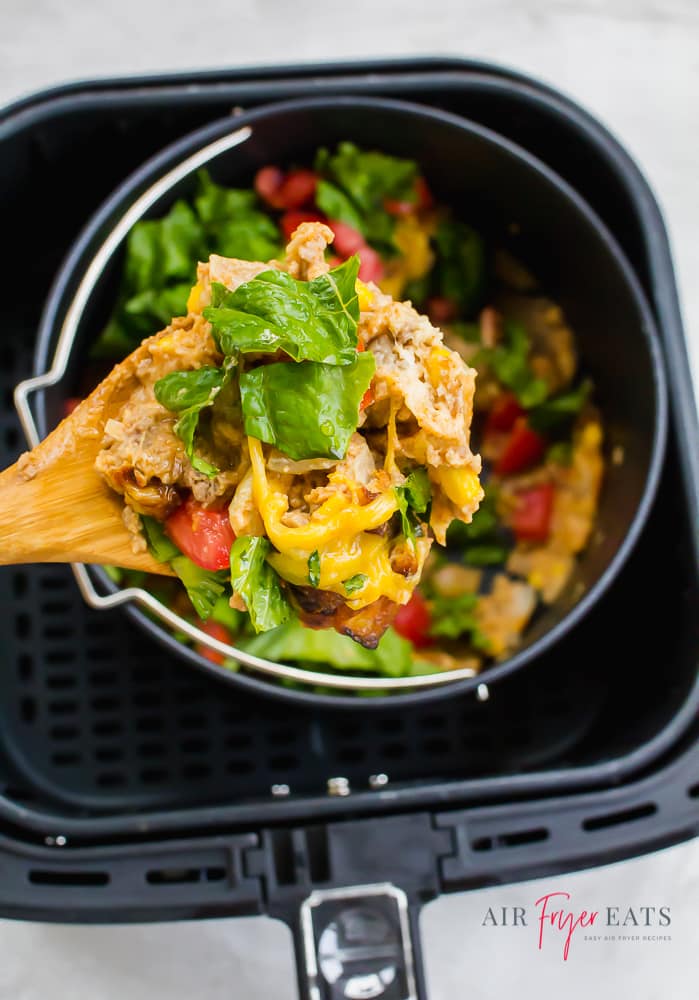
[315,179,364,230]
[204,256,360,365]
[343,574,367,595]
[230,536,291,633]
[476,321,548,408]
[528,380,592,432]
[240,352,374,461]
[238,617,416,677]
[308,550,321,588]
[434,220,485,316]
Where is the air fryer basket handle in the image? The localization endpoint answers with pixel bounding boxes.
[290,884,428,999]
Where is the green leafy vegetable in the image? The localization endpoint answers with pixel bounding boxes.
[239,353,375,461]
[315,142,418,247]
[210,594,246,633]
[394,468,432,543]
[315,179,364,231]
[141,515,180,563]
[239,618,419,677]
[141,516,228,620]
[154,365,231,477]
[204,256,360,365]
[462,545,509,567]
[546,441,574,466]
[93,170,281,358]
[229,536,291,633]
[445,491,509,567]
[172,557,229,621]
[308,550,321,588]
[528,380,592,432]
[429,591,491,651]
[477,321,548,408]
[434,220,485,315]
[343,574,368,595]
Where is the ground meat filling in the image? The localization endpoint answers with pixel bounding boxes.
[94,223,482,644]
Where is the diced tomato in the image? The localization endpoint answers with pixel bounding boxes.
[426,296,457,325]
[195,620,232,666]
[383,197,415,217]
[414,176,433,211]
[254,165,285,208]
[359,385,375,411]
[63,397,82,418]
[165,497,235,572]
[511,483,555,542]
[495,418,547,476]
[280,209,326,241]
[393,591,433,648]
[485,392,526,435]
[277,168,318,210]
[327,220,366,257]
[357,244,384,283]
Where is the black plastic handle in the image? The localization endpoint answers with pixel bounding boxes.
[291,884,427,1000]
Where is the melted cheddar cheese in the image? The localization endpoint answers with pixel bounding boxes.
[247,437,426,609]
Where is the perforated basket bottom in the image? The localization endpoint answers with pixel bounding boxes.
[0,324,696,823]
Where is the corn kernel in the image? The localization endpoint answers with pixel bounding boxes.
[434,467,483,509]
[187,282,203,313]
[356,280,374,311]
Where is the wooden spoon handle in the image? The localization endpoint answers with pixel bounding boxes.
[0,444,173,576]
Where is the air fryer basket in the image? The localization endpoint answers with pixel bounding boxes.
[23,95,666,705]
[0,59,696,1000]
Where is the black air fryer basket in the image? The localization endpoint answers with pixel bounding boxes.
[0,59,697,999]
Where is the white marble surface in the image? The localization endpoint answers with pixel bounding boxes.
[1,1,697,997]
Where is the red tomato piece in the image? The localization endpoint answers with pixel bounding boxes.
[280,209,326,241]
[485,392,526,434]
[277,168,318,210]
[359,385,375,411]
[426,296,458,325]
[357,244,384,283]
[414,176,433,210]
[254,165,285,208]
[495,419,546,476]
[63,397,82,418]
[165,497,235,572]
[511,483,555,542]
[327,219,366,257]
[393,591,433,648]
[195,620,233,666]
[383,197,415,216]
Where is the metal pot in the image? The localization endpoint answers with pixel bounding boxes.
[18,96,667,707]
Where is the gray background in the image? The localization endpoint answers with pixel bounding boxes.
[1,1,697,996]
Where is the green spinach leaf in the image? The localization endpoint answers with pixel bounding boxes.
[229,536,291,633]
[239,352,374,461]
[204,256,360,365]
[154,365,232,477]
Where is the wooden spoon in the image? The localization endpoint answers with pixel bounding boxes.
[0,340,173,576]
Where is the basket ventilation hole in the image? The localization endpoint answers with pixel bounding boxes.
[582,803,657,831]
[146,867,225,885]
[29,870,109,887]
